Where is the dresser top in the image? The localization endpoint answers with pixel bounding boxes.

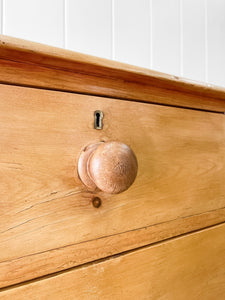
[0,35,225,112]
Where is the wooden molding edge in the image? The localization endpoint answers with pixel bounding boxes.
[1,207,224,289]
[0,35,225,112]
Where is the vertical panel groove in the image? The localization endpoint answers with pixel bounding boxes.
[180,0,183,77]
[204,0,208,83]
[150,0,153,69]
[63,0,66,48]
[111,0,115,60]
[1,0,4,34]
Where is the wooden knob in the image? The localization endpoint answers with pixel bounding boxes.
[78,141,138,194]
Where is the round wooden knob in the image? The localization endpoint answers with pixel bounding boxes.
[78,141,138,194]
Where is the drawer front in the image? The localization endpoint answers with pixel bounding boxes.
[0,84,225,287]
[1,223,225,299]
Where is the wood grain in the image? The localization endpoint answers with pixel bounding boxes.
[1,223,224,299]
[0,83,225,287]
[1,208,224,289]
[0,35,225,112]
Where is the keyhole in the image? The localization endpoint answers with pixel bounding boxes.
[94,110,103,129]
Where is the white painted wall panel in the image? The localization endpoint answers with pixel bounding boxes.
[3,0,64,47]
[152,0,180,75]
[1,0,225,87]
[66,0,112,59]
[207,0,225,87]
[182,0,205,82]
[114,0,150,68]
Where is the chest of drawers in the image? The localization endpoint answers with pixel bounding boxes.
[0,35,224,299]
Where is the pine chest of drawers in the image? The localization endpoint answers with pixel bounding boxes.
[0,36,224,299]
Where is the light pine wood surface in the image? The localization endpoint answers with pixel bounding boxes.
[0,84,225,287]
[1,223,224,300]
[1,35,225,112]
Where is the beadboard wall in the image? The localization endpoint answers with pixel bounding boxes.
[0,0,225,87]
